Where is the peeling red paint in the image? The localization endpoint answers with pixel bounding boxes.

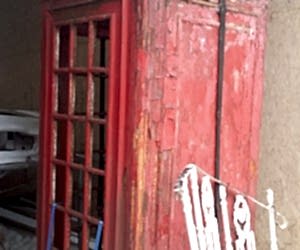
[127,0,268,249]
[161,109,176,150]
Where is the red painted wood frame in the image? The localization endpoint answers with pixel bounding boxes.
[38,1,122,249]
[49,0,97,10]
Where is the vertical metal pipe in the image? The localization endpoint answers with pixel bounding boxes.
[215,0,226,184]
[215,0,227,231]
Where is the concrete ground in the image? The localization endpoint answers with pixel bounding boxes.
[0,223,36,250]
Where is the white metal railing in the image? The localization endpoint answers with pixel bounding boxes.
[174,163,288,250]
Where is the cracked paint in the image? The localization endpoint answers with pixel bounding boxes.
[127,0,268,249]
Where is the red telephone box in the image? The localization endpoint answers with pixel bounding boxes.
[39,0,268,249]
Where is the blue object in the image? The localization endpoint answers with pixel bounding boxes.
[46,203,57,250]
[94,220,104,250]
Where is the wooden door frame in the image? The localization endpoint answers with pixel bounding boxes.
[38,1,130,249]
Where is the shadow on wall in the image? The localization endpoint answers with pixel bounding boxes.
[0,0,41,110]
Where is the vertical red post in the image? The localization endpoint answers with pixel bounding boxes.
[38,7,53,250]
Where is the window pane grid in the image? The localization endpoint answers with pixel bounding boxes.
[51,15,111,250]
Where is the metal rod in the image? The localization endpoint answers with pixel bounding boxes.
[215,0,226,189]
[215,0,227,232]
[94,220,104,250]
[46,203,57,250]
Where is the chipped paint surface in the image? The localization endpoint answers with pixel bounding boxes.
[127,0,268,249]
[132,113,148,250]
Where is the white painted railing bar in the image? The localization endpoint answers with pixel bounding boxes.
[201,176,221,250]
[190,166,207,250]
[233,195,256,250]
[219,186,233,250]
[267,189,278,250]
[174,163,288,250]
[179,172,201,250]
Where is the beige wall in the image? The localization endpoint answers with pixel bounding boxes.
[256,1,300,249]
[0,1,41,111]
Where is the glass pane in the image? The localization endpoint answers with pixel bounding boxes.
[93,20,110,67]
[74,75,87,116]
[92,123,106,170]
[53,208,69,249]
[70,217,82,250]
[58,25,70,68]
[94,34,100,67]
[54,165,68,206]
[57,74,69,114]
[52,166,56,202]
[55,120,68,160]
[93,75,108,119]
[75,23,89,67]
[73,122,85,164]
[71,168,83,212]
[90,174,105,219]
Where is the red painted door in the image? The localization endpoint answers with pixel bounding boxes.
[39,1,121,249]
[126,1,267,249]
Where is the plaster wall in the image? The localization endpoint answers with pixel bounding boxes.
[0,1,41,110]
[256,0,300,249]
